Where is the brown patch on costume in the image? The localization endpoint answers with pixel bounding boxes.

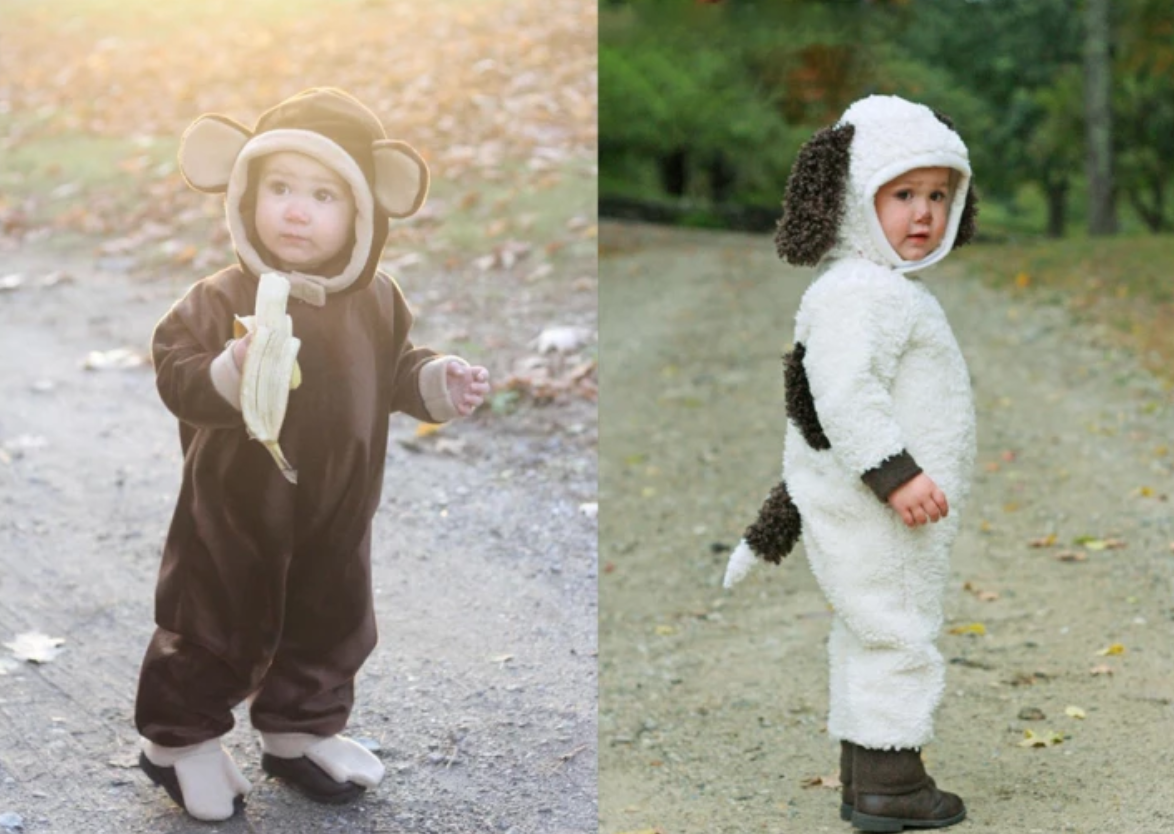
[784,343,831,451]
[775,122,855,266]
[743,480,802,564]
[931,109,980,248]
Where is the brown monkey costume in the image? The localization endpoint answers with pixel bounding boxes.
[135,88,470,820]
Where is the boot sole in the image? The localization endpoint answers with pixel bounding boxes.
[850,807,966,832]
[261,753,366,804]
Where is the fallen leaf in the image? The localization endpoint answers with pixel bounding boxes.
[415,423,443,437]
[530,325,593,354]
[962,581,999,602]
[800,773,842,790]
[1090,664,1114,676]
[1055,550,1088,562]
[1136,486,1155,498]
[1018,729,1063,748]
[948,623,987,636]
[1014,272,1031,289]
[654,625,676,636]
[578,502,598,519]
[83,348,147,371]
[4,632,65,663]
[1028,534,1057,548]
[488,654,513,665]
[1096,643,1125,656]
[1065,706,1086,719]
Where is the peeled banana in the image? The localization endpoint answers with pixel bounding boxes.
[237,273,302,484]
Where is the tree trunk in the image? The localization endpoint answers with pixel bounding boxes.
[1046,179,1068,238]
[1084,0,1117,235]
[659,148,688,198]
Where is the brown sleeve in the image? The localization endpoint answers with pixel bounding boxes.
[860,450,922,503]
[386,284,439,422]
[151,286,244,430]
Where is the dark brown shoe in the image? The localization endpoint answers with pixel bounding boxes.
[850,747,966,832]
[840,740,855,821]
[261,753,366,805]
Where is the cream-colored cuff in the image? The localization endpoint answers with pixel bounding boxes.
[418,356,469,423]
[210,343,243,410]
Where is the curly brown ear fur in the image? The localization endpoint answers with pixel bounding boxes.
[775,122,855,266]
[932,109,980,247]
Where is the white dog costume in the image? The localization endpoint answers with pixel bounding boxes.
[726,95,978,751]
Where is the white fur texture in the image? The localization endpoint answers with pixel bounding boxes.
[141,737,250,821]
[828,95,971,274]
[780,96,977,748]
[260,732,385,788]
[723,539,757,589]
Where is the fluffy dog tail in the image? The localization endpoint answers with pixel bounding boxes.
[723,480,803,588]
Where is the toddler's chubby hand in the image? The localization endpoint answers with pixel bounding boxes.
[230,333,253,370]
[887,472,949,528]
[447,362,490,417]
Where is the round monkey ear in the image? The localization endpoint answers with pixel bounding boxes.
[371,140,429,218]
[178,115,253,193]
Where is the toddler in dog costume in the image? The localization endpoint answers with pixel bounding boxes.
[725,94,979,832]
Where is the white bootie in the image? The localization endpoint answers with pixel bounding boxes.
[140,737,251,821]
[260,732,385,787]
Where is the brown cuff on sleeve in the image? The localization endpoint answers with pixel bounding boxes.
[861,450,922,503]
[418,356,469,424]
[209,342,243,411]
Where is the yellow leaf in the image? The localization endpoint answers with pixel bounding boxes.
[948,623,987,636]
[416,423,442,437]
[1137,486,1155,498]
[1065,706,1086,719]
[654,625,676,636]
[1096,643,1125,656]
[1015,272,1031,288]
[1018,729,1063,748]
[1028,534,1057,548]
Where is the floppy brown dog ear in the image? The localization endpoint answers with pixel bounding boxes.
[178,115,252,193]
[775,122,855,266]
[372,140,429,218]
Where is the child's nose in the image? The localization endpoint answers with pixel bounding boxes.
[283,199,309,223]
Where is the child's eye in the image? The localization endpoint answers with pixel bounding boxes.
[930,190,948,202]
[267,180,290,196]
[894,189,913,201]
[315,189,337,203]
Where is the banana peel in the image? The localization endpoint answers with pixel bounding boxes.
[237,273,302,483]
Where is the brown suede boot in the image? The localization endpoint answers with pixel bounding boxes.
[850,747,966,832]
[840,740,855,821]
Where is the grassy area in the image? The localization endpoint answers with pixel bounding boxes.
[952,235,1174,384]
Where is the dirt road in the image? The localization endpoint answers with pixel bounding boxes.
[0,244,597,834]
[599,223,1174,834]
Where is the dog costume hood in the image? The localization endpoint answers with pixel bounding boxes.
[177,87,429,305]
[776,95,977,274]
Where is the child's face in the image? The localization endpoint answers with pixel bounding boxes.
[254,151,355,273]
[873,166,953,261]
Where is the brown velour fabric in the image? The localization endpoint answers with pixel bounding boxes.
[135,263,437,746]
[861,450,924,503]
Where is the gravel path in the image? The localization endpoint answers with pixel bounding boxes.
[599,222,1174,834]
[0,247,597,834]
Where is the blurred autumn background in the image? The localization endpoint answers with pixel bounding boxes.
[600,0,1174,380]
[0,0,598,408]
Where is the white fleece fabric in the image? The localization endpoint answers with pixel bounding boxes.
[782,95,977,750]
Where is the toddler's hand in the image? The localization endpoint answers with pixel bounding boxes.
[887,472,949,527]
[447,363,490,416]
[231,333,252,370]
